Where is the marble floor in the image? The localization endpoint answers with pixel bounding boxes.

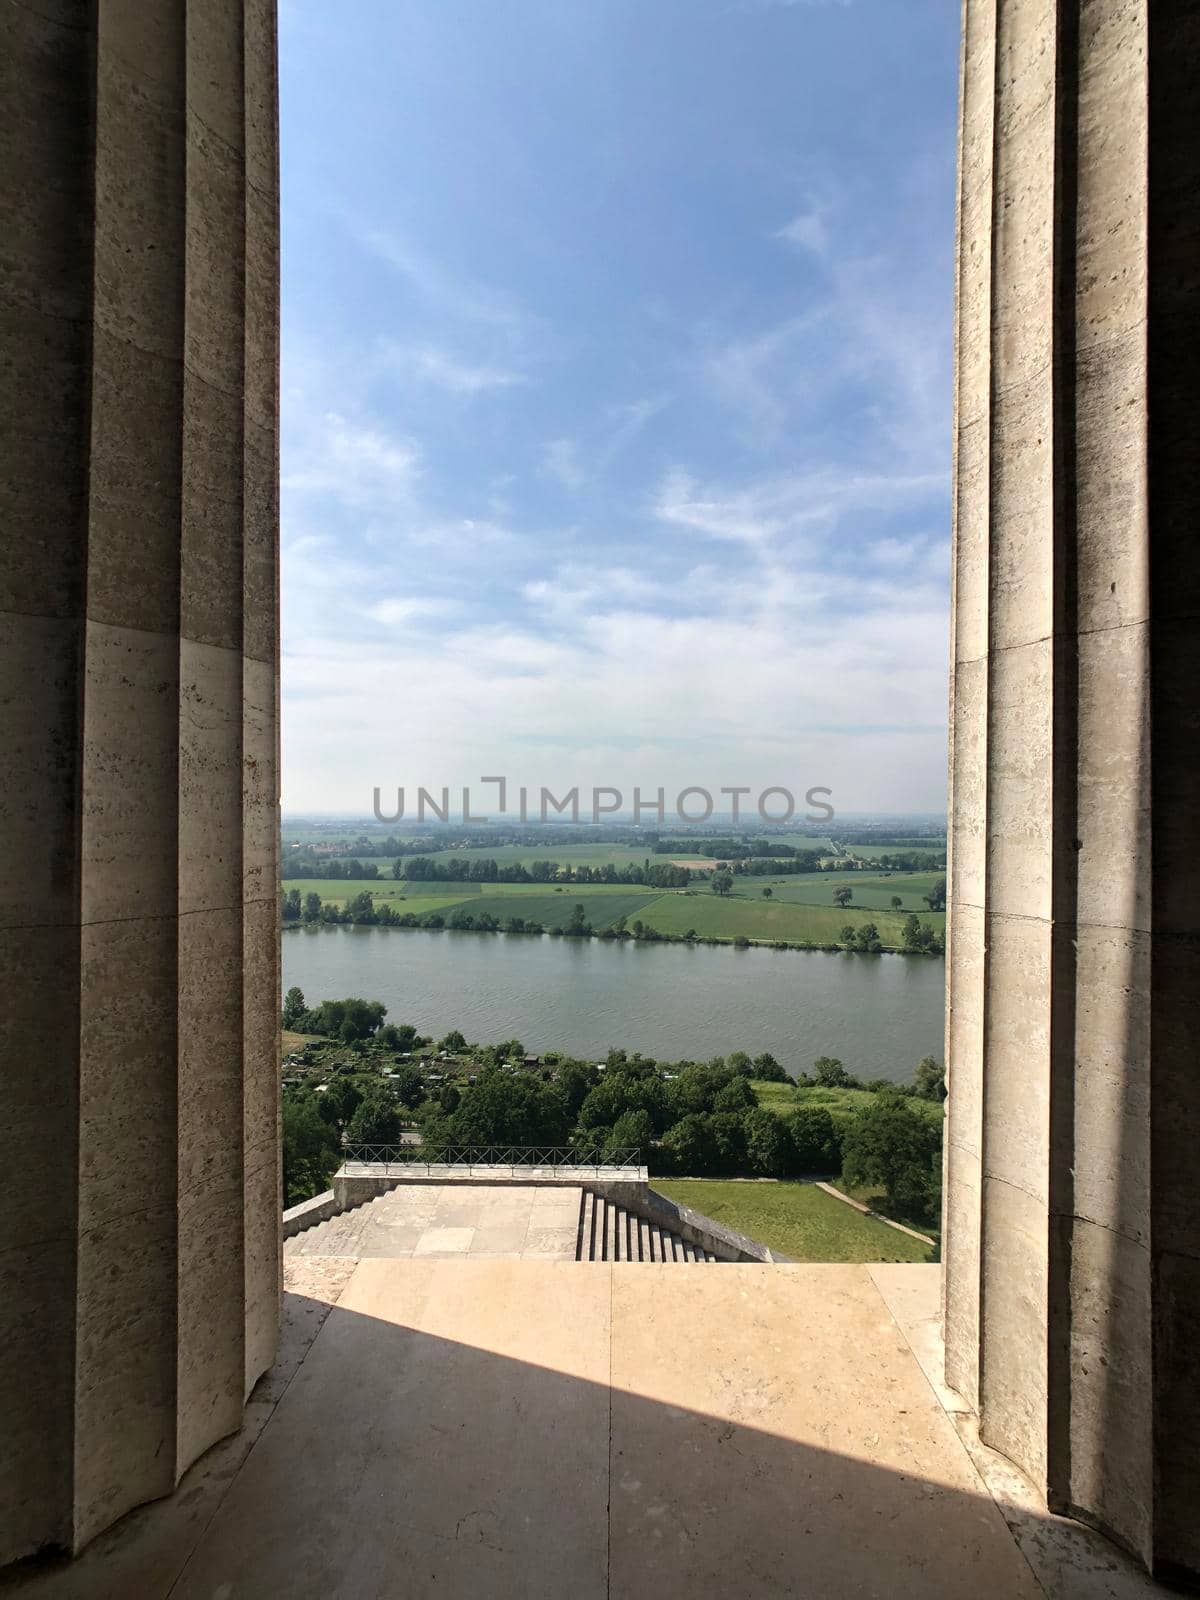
[2,1263,1165,1600]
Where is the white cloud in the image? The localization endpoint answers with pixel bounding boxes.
[281,412,421,509]
[775,211,828,256]
[359,228,533,333]
[541,438,586,491]
[365,596,462,626]
[381,342,528,394]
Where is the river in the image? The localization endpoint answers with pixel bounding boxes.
[282,926,945,1083]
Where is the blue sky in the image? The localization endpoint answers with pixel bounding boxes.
[280,0,959,817]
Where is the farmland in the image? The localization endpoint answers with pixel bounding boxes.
[282,871,945,951]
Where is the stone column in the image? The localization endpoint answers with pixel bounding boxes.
[0,0,279,1563]
[944,0,1199,1583]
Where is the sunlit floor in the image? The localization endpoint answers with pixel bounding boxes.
[5,1263,1163,1599]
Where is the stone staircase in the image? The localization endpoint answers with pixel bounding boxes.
[576,1189,718,1262]
[286,1190,392,1256]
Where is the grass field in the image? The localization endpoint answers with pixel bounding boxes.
[846,842,946,864]
[651,1178,932,1263]
[724,869,945,915]
[633,893,918,946]
[280,870,946,951]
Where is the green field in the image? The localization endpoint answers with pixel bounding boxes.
[845,842,946,864]
[651,1179,932,1263]
[723,869,945,915]
[633,893,919,947]
[281,868,945,951]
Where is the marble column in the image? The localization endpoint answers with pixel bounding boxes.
[0,0,280,1562]
[944,0,1199,1583]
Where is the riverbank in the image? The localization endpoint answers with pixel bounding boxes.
[282,879,945,956]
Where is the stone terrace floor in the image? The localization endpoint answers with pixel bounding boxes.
[2,1264,1164,1599]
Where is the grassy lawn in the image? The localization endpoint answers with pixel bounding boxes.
[790,1084,945,1130]
[835,1178,941,1246]
[748,1079,799,1114]
[652,1178,933,1263]
[750,1079,945,1129]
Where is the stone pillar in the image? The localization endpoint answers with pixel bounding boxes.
[0,0,279,1563]
[944,0,1199,1583]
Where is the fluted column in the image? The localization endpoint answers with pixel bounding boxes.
[944,0,1199,1583]
[0,0,279,1563]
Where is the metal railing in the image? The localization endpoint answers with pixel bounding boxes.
[341,1144,641,1175]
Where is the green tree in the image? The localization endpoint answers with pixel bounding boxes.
[914,1056,947,1102]
[346,1090,402,1147]
[841,1095,942,1221]
[727,1050,753,1077]
[345,890,376,923]
[833,886,853,908]
[711,871,734,897]
[661,1113,717,1175]
[708,1111,748,1174]
[308,997,387,1041]
[555,1061,596,1120]
[785,1106,841,1173]
[743,1108,794,1177]
[438,1029,467,1053]
[761,886,773,898]
[605,1108,653,1159]
[302,891,322,922]
[282,986,307,1029]
[713,1076,756,1113]
[438,1082,461,1114]
[751,1052,788,1083]
[890,895,903,911]
[445,1068,567,1146]
[317,1074,365,1128]
[813,1055,850,1088]
[282,1096,341,1205]
[923,876,947,912]
[392,1064,425,1109]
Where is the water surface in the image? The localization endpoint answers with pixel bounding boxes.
[283,927,944,1083]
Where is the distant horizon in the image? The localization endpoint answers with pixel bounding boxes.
[281,810,948,826]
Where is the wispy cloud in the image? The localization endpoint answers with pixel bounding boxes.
[775,210,829,256]
[540,395,670,493]
[541,438,586,491]
[381,343,528,394]
[358,227,537,338]
[282,412,421,509]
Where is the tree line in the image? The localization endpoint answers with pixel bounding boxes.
[282,992,946,1224]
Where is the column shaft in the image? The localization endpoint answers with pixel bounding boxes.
[0,0,279,1562]
[945,0,1200,1582]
